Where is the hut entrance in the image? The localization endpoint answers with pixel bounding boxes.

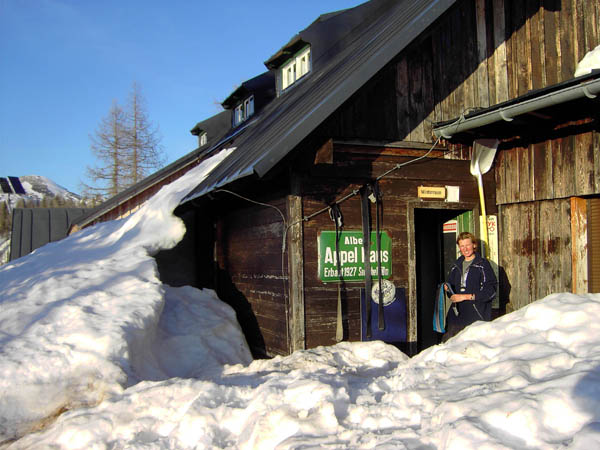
[414,208,471,352]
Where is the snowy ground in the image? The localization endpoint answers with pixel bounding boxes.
[1,149,599,449]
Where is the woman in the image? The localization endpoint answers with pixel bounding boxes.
[443,231,497,341]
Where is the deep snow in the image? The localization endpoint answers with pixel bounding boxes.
[0,148,599,449]
[0,46,600,449]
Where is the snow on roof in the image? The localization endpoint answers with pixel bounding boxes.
[575,44,600,77]
[1,146,600,447]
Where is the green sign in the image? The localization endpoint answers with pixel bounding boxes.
[318,231,392,282]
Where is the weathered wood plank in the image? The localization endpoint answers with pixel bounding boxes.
[570,197,588,294]
[528,0,545,89]
[493,0,509,103]
[408,49,425,142]
[574,131,595,195]
[551,137,567,198]
[421,38,436,141]
[287,176,305,352]
[506,146,520,203]
[395,56,410,140]
[475,0,490,108]
[518,144,534,202]
[543,1,560,86]
[559,0,575,81]
[583,0,599,51]
[595,130,600,193]
[514,0,532,96]
[495,149,506,205]
[532,141,550,201]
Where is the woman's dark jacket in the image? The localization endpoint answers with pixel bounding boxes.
[446,253,497,328]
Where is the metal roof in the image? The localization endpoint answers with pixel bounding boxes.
[181,0,457,204]
[10,208,92,261]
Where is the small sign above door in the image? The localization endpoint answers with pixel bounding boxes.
[418,186,446,199]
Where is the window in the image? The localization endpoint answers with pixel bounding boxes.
[281,46,311,90]
[199,132,207,147]
[233,95,255,127]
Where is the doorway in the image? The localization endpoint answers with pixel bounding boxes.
[414,208,470,352]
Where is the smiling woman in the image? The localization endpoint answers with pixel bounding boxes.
[443,231,497,341]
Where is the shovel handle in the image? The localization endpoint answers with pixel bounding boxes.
[477,172,489,252]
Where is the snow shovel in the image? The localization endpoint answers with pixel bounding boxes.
[470,139,499,256]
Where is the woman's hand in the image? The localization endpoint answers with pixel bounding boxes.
[450,294,474,303]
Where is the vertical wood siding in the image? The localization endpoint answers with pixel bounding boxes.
[217,198,289,356]
[499,198,572,308]
[322,0,598,147]
[299,147,487,349]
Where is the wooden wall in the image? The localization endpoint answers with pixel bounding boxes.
[298,143,488,350]
[496,129,600,204]
[216,197,289,357]
[499,198,572,309]
[322,0,599,146]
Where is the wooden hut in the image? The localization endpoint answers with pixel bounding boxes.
[78,0,600,357]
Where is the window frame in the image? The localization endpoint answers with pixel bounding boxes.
[233,94,255,127]
[281,45,311,91]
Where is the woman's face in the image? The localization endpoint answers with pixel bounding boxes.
[458,238,475,259]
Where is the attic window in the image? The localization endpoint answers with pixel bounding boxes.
[233,95,254,127]
[281,46,311,90]
[199,132,207,147]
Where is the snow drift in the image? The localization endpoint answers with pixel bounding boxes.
[1,146,600,448]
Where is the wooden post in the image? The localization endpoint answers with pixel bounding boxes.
[571,197,588,294]
[287,175,305,353]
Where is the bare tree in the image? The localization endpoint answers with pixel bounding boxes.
[84,83,165,198]
[124,83,165,185]
[84,101,128,198]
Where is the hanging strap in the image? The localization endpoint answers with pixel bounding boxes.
[360,185,373,338]
[374,182,385,331]
[329,205,344,342]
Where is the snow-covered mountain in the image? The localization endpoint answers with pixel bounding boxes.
[0,176,83,264]
[1,175,81,208]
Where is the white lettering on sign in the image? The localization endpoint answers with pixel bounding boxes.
[325,246,389,266]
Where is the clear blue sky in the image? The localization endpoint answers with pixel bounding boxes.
[1,1,365,195]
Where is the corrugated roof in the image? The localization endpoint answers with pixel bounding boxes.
[10,208,92,261]
[182,0,456,204]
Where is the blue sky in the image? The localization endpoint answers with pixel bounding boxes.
[0,1,364,194]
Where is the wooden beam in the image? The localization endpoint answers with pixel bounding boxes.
[571,197,588,294]
[286,175,305,353]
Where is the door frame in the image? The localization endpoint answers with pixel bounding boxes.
[406,200,479,348]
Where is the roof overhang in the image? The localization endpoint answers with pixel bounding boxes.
[433,71,600,142]
[181,0,458,206]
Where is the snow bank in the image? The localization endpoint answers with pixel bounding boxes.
[2,145,600,448]
[0,149,252,443]
[10,294,600,449]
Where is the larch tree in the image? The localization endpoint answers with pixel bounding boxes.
[84,83,165,198]
[84,101,129,198]
[124,83,165,185]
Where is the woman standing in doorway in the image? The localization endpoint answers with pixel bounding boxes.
[443,231,497,341]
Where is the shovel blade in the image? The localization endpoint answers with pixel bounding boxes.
[470,138,499,175]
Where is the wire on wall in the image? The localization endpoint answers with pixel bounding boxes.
[211,137,449,306]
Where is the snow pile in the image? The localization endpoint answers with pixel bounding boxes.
[575,44,600,77]
[9,293,600,448]
[1,145,600,448]
[0,149,251,444]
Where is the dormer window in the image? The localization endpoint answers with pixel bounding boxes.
[199,132,208,147]
[281,46,311,90]
[233,95,254,127]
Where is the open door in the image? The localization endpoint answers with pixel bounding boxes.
[415,209,473,352]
